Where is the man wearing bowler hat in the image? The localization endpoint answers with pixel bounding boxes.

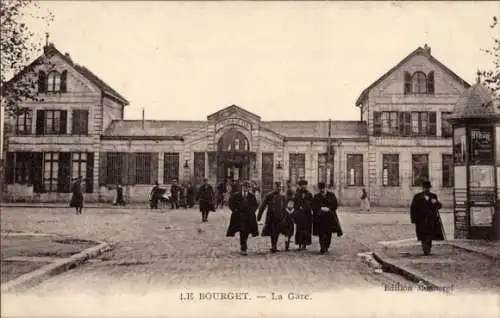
[226,181,259,256]
[293,179,313,250]
[312,182,343,254]
[257,182,286,253]
[410,180,445,255]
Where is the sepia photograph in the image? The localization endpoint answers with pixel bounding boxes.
[0,1,499,317]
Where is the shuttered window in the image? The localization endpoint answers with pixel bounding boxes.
[164,152,179,184]
[72,110,89,135]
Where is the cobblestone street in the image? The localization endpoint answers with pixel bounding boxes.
[0,206,441,295]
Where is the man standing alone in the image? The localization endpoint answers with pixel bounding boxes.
[197,178,215,222]
[257,182,286,253]
[226,181,259,256]
[410,180,445,255]
[312,182,342,254]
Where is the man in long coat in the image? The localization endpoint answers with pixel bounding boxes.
[312,182,343,254]
[226,181,259,256]
[293,179,313,250]
[197,178,215,222]
[257,182,286,253]
[410,180,445,255]
[170,180,181,209]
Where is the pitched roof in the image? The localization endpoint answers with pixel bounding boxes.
[103,118,367,140]
[5,43,129,106]
[207,104,261,121]
[447,83,500,122]
[261,121,367,139]
[103,120,208,137]
[355,45,471,106]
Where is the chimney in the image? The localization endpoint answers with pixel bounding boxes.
[142,108,145,130]
[423,44,431,54]
[64,53,72,64]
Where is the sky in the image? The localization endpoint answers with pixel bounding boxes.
[22,1,500,121]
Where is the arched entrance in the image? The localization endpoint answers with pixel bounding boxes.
[217,129,252,183]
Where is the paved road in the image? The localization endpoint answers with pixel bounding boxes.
[0,206,453,295]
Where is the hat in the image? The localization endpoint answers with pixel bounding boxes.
[422,180,432,188]
[298,180,308,186]
[242,181,251,187]
[318,182,326,189]
[274,181,282,187]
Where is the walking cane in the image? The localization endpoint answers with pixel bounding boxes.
[438,211,447,242]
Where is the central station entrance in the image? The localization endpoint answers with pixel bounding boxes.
[216,129,253,184]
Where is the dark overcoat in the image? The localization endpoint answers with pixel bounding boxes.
[69,181,83,208]
[293,188,313,245]
[257,191,286,236]
[312,191,342,237]
[226,192,259,237]
[410,191,445,241]
[197,183,215,213]
[186,186,195,207]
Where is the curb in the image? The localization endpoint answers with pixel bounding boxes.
[447,241,499,261]
[1,241,113,293]
[371,250,448,289]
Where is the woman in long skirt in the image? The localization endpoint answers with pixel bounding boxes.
[70,177,84,214]
[360,188,370,212]
[279,199,295,251]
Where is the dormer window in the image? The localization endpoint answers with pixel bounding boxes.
[404,71,435,95]
[40,70,68,93]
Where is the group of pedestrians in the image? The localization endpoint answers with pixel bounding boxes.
[226,179,343,255]
[149,180,196,210]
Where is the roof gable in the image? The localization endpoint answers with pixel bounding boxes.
[5,43,129,106]
[207,104,261,121]
[355,46,471,106]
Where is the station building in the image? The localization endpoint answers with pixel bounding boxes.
[2,43,471,206]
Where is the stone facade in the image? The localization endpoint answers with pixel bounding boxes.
[3,43,472,207]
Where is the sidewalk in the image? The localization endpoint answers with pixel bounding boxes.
[374,238,500,293]
[0,202,453,213]
[1,231,110,293]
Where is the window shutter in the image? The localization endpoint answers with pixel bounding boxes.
[60,70,67,93]
[38,71,46,93]
[404,71,412,94]
[427,71,434,94]
[5,152,14,184]
[58,152,71,193]
[82,110,89,134]
[373,112,382,136]
[35,110,44,135]
[59,111,67,134]
[150,153,158,184]
[99,153,107,186]
[86,152,94,193]
[32,152,44,193]
[429,112,437,136]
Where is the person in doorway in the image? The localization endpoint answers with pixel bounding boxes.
[226,181,259,256]
[70,176,84,214]
[257,182,286,253]
[360,188,370,212]
[410,180,445,255]
[293,179,313,250]
[197,178,215,222]
[113,183,126,206]
[312,182,343,254]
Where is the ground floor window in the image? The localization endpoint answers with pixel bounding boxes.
[318,153,334,186]
[382,154,399,186]
[346,154,363,186]
[72,152,87,190]
[135,153,153,184]
[103,152,126,185]
[164,152,180,184]
[412,154,429,186]
[43,152,59,192]
[289,153,305,185]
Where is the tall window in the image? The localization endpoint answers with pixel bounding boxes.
[441,112,453,138]
[381,112,399,135]
[47,71,61,92]
[412,154,429,186]
[193,152,206,184]
[43,152,59,192]
[16,109,32,134]
[412,72,427,93]
[289,153,305,185]
[37,110,67,135]
[135,153,152,184]
[346,154,363,186]
[442,154,453,188]
[72,110,89,135]
[104,152,125,185]
[72,153,87,190]
[382,154,399,186]
[164,152,180,184]
[13,152,33,184]
[318,153,334,186]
